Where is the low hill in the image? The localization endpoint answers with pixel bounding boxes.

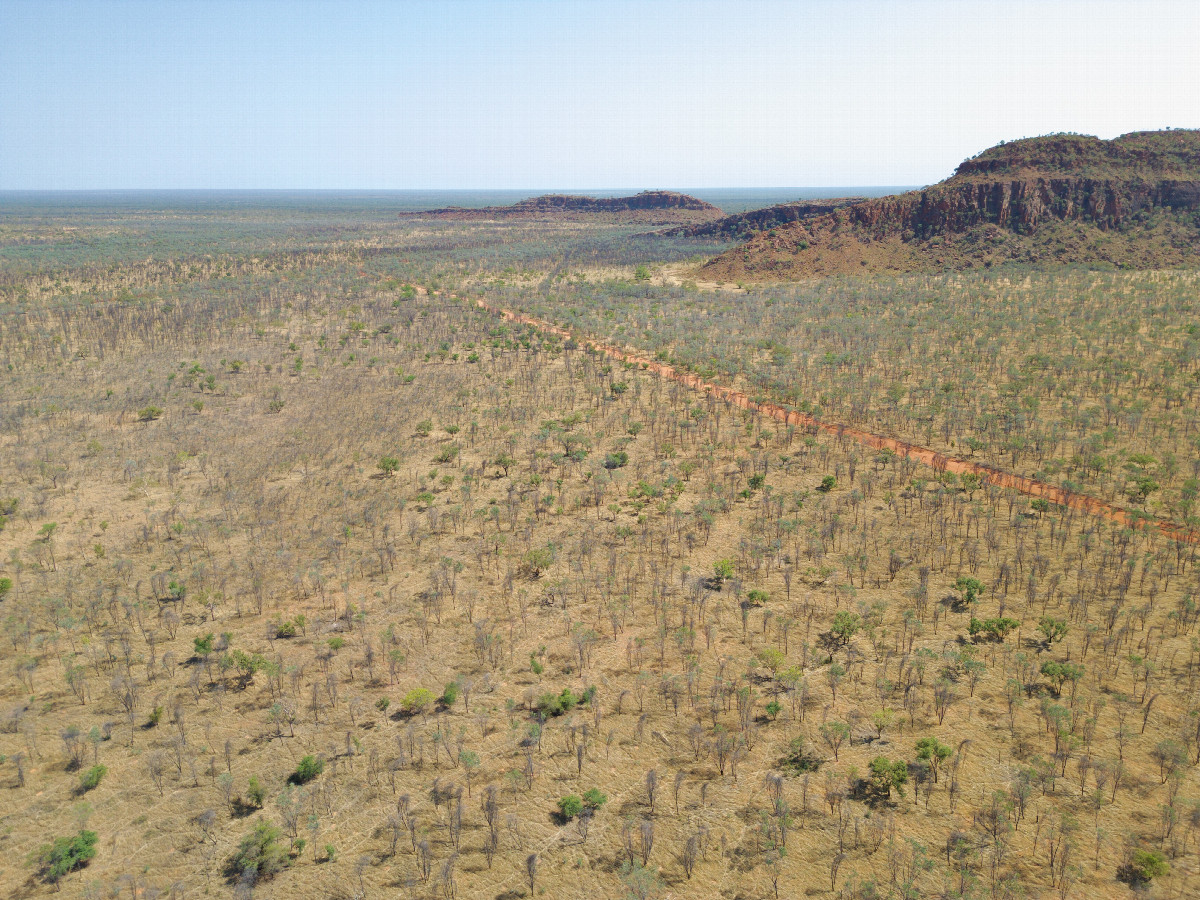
[400,190,723,225]
[661,197,865,239]
[703,130,1200,280]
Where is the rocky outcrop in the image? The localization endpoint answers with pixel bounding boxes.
[400,191,723,225]
[703,130,1200,280]
[662,198,865,238]
[839,178,1200,236]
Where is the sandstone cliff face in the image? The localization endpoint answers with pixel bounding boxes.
[400,190,722,224]
[703,130,1200,281]
[838,178,1200,236]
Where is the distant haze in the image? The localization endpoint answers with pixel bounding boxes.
[0,188,912,216]
[2,0,1198,190]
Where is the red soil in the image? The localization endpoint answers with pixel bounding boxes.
[468,297,1196,545]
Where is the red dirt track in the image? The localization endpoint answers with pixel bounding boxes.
[469,297,1196,545]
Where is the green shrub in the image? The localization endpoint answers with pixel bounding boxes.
[780,737,822,773]
[520,546,555,578]
[1127,848,1169,882]
[230,822,289,883]
[442,681,460,707]
[245,775,265,808]
[818,475,837,492]
[292,755,324,784]
[32,830,98,883]
[582,788,608,809]
[915,737,953,781]
[536,686,592,718]
[968,616,1020,642]
[831,611,861,645]
[402,687,435,718]
[557,687,577,713]
[537,692,564,717]
[1040,660,1085,693]
[712,558,735,584]
[1038,616,1069,644]
[867,756,908,798]
[378,455,400,476]
[557,794,583,819]
[138,406,163,422]
[603,451,628,470]
[954,576,984,609]
[79,764,107,792]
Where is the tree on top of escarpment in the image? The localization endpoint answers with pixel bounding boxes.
[955,129,1200,179]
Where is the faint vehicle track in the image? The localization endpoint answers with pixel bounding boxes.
[468,296,1197,545]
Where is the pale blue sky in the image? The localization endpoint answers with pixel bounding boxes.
[2,0,1198,189]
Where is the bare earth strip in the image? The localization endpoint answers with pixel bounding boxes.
[469,296,1197,545]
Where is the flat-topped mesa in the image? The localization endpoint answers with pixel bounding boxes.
[703,129,1200,281]
[662,197,867,238]
[400,190,723,224]
[953,130,1200,179]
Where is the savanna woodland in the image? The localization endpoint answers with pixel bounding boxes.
[3,147,1200,899]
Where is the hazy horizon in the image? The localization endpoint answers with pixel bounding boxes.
[0,187,917,216]
[3,0,1198,190]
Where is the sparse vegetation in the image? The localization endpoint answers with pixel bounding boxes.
[2,194,1198,899]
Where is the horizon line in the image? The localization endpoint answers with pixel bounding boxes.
[0,185,922,193]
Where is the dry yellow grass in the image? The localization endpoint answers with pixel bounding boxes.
[0,235,1197,900]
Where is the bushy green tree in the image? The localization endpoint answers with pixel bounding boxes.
[953,576,984,609]
[520,545,555,578]
[79,765,107,793]
[1038,617,1069,644]
[603,450,629,470]
[557,794,583,819]
[582,788,607,810]
[1127,848,1168,883]
[245,776,265,808]
[1040,660,1084,694]
[712,558,735,584]
[292,755,324,784]
[915,737,952,782]
[230,822,289,884]
[867,756,908,798]
[831,611,861,645]
[401,688,435,719]
[968,617,1020,642]
[32,830,97,883]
